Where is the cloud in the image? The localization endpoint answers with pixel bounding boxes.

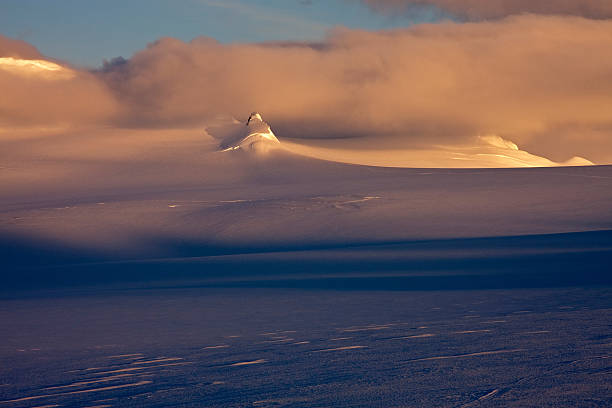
[0,35,117,127]
[2,14,612,164]
[199,0,329,35]
[0,57,76,79]
[0,35,42,59]
[358,0,612,20]
[97,16,612,162]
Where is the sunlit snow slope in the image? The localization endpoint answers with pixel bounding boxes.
[208,113,592,168]
[214,113,280,154]
[1,119,611,290]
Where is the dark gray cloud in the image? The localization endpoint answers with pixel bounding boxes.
[359,0,612,20]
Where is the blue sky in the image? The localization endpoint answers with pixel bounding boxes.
[0,0,444,67]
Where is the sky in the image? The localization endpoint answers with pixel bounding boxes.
[0,0,443,67]
[1,0,612,165]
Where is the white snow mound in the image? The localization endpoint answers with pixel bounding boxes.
[217,112,280,154]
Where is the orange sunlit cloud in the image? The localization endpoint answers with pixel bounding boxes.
[1,14,612,163]
[99,15,612,162]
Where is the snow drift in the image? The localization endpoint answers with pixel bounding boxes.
[210,112,281,154]
[207,112,592,168]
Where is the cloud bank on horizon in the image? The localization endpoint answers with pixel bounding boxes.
[1,7,612,165]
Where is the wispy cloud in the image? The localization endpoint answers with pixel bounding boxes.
[358,0,612,20]
[198,0,330,37]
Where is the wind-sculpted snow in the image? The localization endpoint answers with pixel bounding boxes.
[1,126,611,283]
[282,133,594,168]
[1,121,609,270]
[1,287,612,407]
[211,113,280,155]
[207,113,591,167]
